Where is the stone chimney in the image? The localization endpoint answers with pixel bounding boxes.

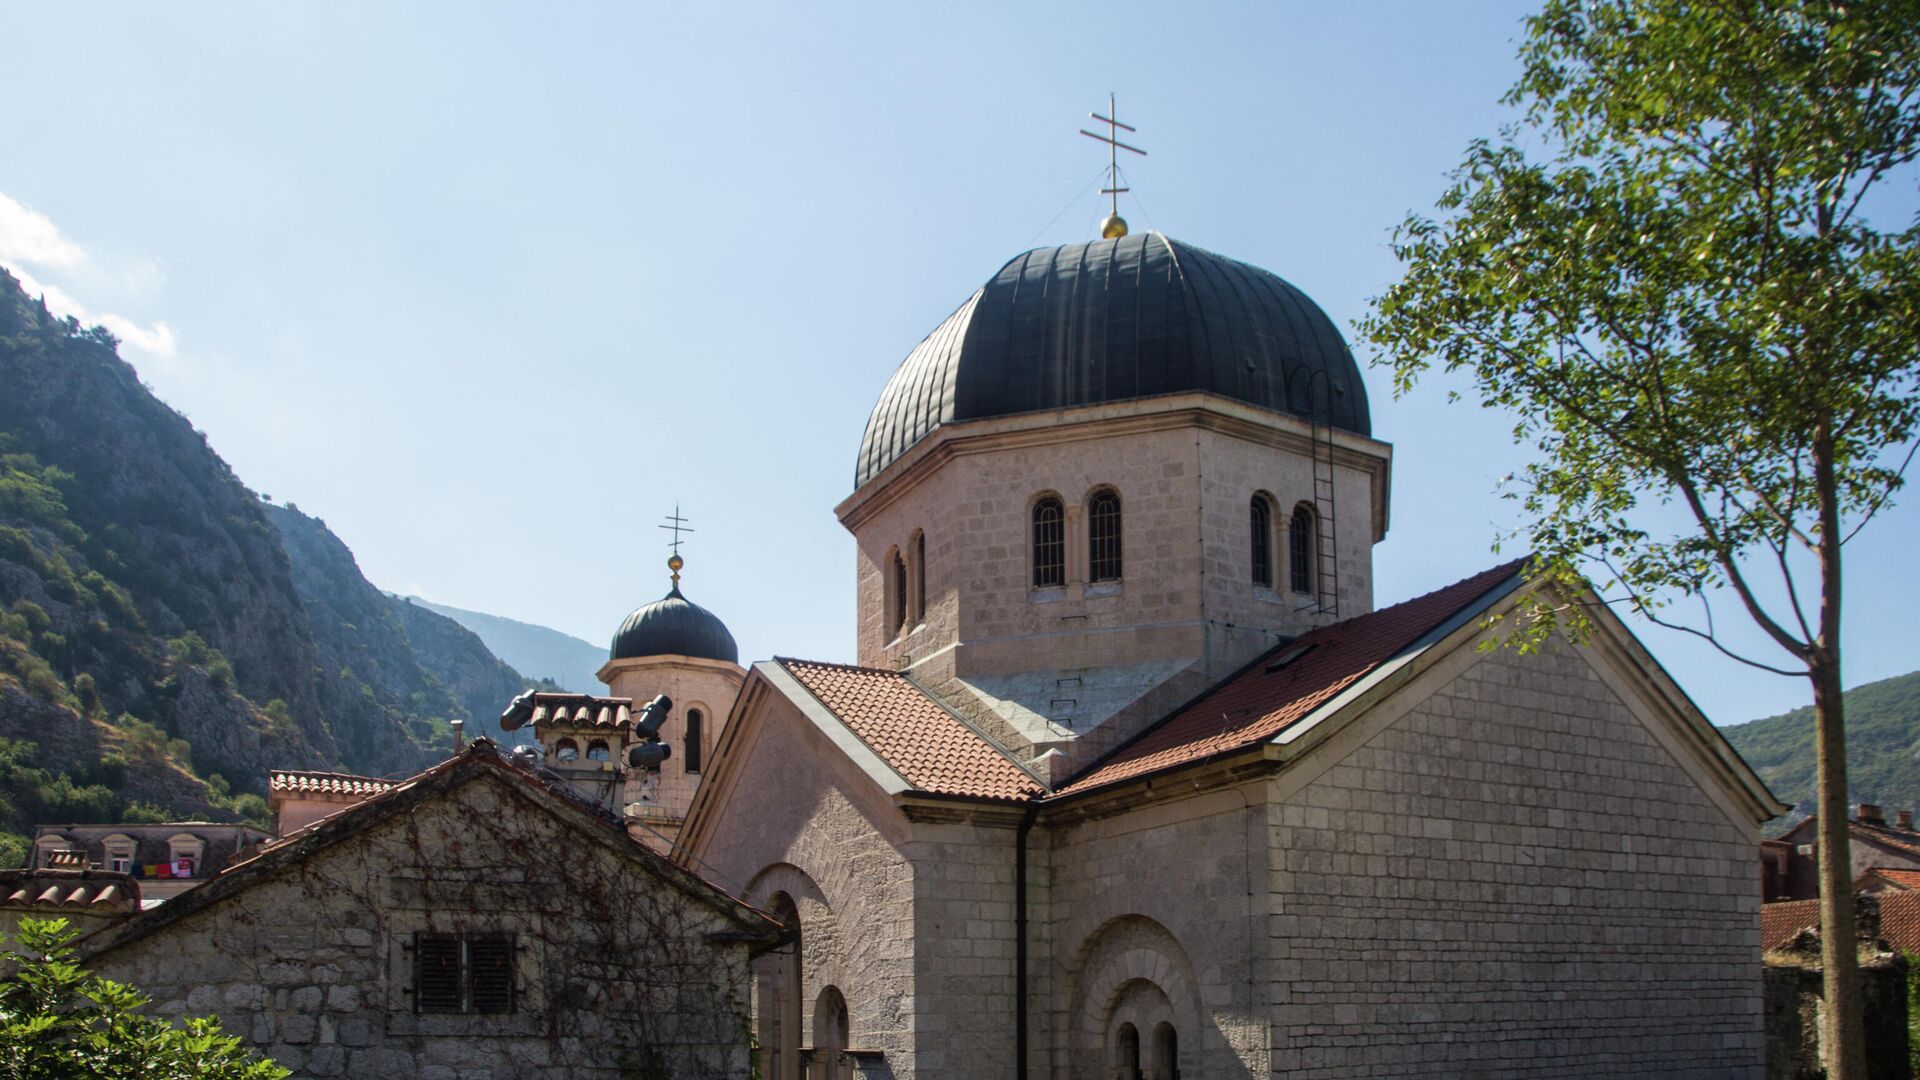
[1857,803,1886,826]
[1898,810,1914,831]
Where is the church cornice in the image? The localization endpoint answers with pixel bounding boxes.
[834,391,1393,540]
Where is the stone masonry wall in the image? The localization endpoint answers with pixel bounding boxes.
[690,693,919,1073]
[1044,786,1273,1080]
[1265,640,1763,1078]
[89,775,758,1080]
[905,820,1023,1080]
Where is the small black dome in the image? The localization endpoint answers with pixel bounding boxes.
[610,586,739,664]
[855,231,1370,487]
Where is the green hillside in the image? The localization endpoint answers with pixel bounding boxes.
[0,266,529,865]
[1721,670,1920,831]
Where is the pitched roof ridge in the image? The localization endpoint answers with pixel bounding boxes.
[775,655,908,677]
[1050,558,1529,799]
[79,741,780,960]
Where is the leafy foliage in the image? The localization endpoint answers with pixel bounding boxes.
[0,917,287,1079]
[1725,670,1920,830]
[1360,0,1920,667]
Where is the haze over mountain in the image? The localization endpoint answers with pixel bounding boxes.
[407,597,604,694]
[0,267,527,864]
[1721,669,1920,833]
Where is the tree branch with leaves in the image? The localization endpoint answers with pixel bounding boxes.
[1360,2,1920,1075]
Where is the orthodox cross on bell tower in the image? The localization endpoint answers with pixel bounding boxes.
[1079,93,1146,239]
[658,505,694,587]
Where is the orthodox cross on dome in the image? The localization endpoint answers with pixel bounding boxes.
[659,505,694,586]
[1079,93,1146,240]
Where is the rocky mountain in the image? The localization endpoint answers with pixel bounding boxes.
[0,267,525,864]
[408,597,604,693]
[1721,669,1920,832]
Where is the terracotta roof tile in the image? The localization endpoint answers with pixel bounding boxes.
[500,692,633,732]
[1862,868,1920,890]
[778,659,1044,802]
[1052,560,1525,798]
[1765,893,1920,954]
[269,770,399,799]
[1852,821,1920,859]
[0,868,140,913]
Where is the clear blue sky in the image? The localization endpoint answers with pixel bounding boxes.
[2,2,1914,726]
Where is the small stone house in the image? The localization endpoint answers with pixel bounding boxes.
[78,741,784,1079]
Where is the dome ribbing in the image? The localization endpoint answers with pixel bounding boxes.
[855,231,1370,487]
[610,586,739,664]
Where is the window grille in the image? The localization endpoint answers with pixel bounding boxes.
[1032,498,1065,588]
[412,932,516,1014]
[1088,490,1123,582]
[1289,505,1314,595]
[1251,495,1274,587]
[685,709,703,774]
[890,552,908,638]
[913,532,927,623]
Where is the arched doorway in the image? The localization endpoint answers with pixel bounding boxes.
[753,892,802,1080]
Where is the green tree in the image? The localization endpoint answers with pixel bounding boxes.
[1360,2,1920,1075]
[0,918,286,1079]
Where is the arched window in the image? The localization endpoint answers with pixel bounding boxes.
[1114,1022,1141,1080]
[586,739,610,762]
[814,987,849,1080]
[685,709,704,774]
[554,737,579,762]
[768,893,801,1080]
[1032,497,1065,588]
[1250,493,1275,588]
[1289,503,1315,595]
[890,550,908,638]
[1089,489,1123,582]
[913,531,927,624]
[1153,1022,1178,1080]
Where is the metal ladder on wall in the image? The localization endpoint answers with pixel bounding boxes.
[1309,414,1341,618]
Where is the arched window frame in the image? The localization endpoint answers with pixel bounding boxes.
[1114,1022,1141,1080]
[1250,492,1276,589]
[1088,487,1123,583]
[1152,1022,1178,1080]
[554,737,580,762]
[911,530,927,625]
[685,707,705,774]
[1031,494,1066,589]
[586,739,610,762]
[888,548,908,639]
[1289,503,1316,596]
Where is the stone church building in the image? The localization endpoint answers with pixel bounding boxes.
[627,229,1785,1078]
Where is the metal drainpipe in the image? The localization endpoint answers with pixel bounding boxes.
[1016,803,1038,1080]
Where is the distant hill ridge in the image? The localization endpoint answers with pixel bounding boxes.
[0,266,528,864]
[1721,669,1920,832]
[404,598,604,695]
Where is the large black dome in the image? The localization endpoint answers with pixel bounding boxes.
[610,586,739,664]
[855,231,1370,487]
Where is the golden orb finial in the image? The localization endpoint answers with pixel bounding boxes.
[1100,212,1129,239]
[668,553,684,586]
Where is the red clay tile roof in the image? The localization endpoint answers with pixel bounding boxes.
[500,692,633,732]
[1765,893,1920,953]
[1762,899,1820,950]
[1052,560,1526,799]
[269,770,398,799]
[778,659,1045,802]
[1852,821,1920,860]
[1881,892,1920,952]
[1862,868,1920,890]
[0,868,140,912]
